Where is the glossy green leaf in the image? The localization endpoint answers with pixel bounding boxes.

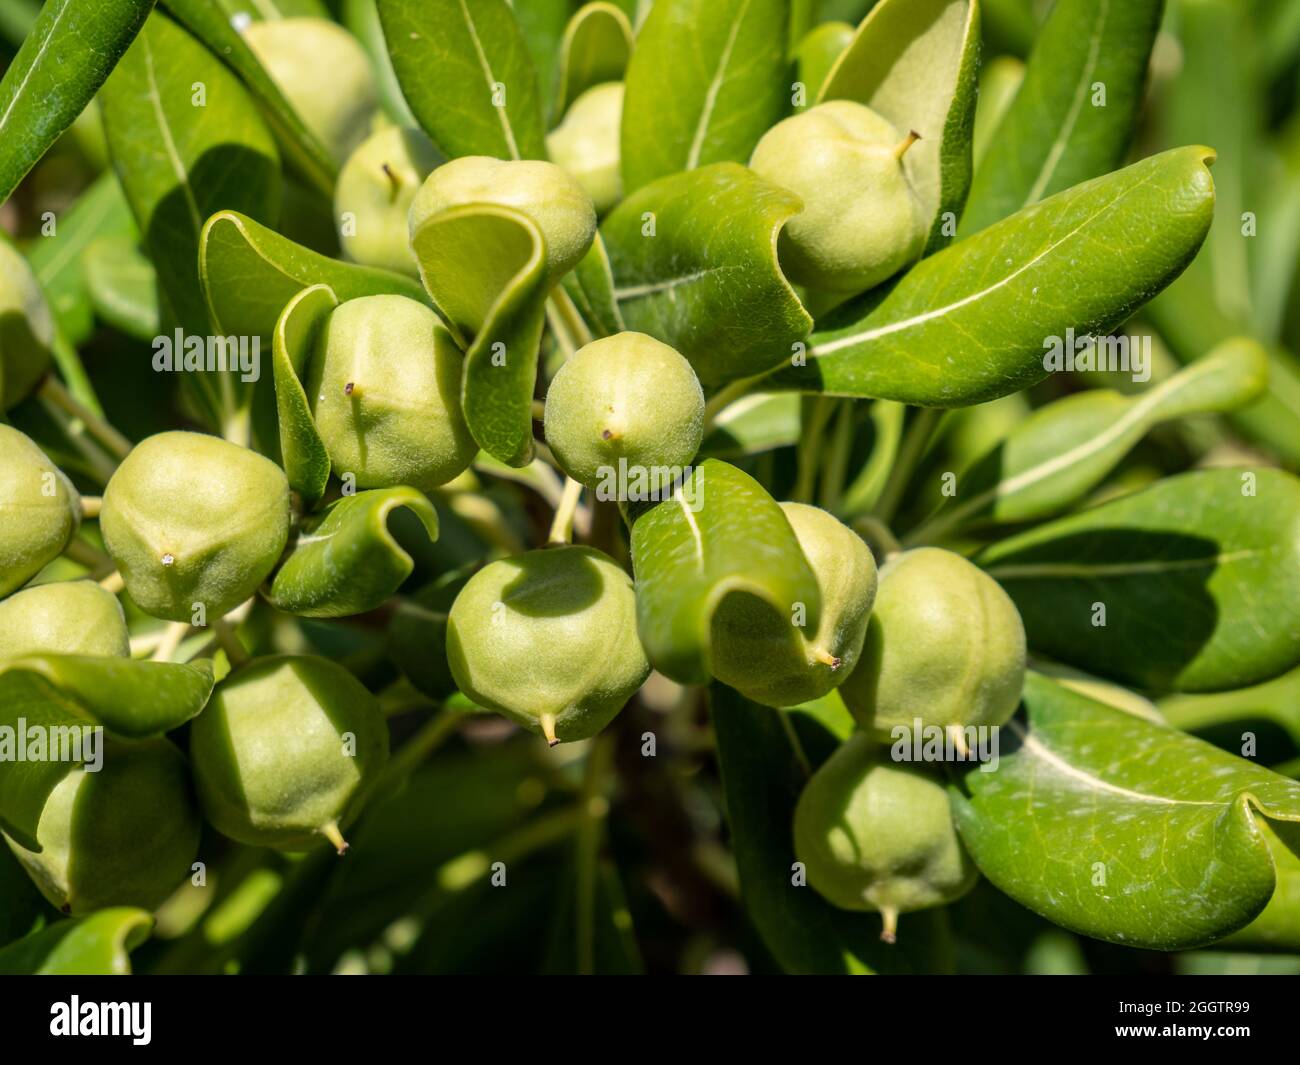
[971,56,1023,168]
[266,487,439,617]
[511,0,573,120]
[911,337,1269,539]
[270,284,335,502]
[0,843,45,948]
[711,683,955,972]
[82,234,160,340]
[771,147,1216,406]
[978,468,1300,693]
[792,21,852,111]
[603,163,811,388]
[0,908,153,975]
[412,204,547,467]
[960,0,1163,236]
[26,172,137,346]
[0,0,154,205]
[343,0,417,126]
[561,230,623,339]
[818,0,980,252]
[1159,664,1300,752]
[554,2,633,118]
[620,0,788,193]
[387,566,475,700]
[199,209,427,345]
[629,459,819,684]
[100,11,281,423]
[377,0,546,160]
[1217,819,1300,952]
[701,391,801,457]
[0,655,213,848]
[163,0,338,198]
[951,673,1300,951]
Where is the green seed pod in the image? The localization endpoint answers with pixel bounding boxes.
[100,431,290,622]
[0,580,129,661]
[4,738,201,914]
[543,331,704,491]
[793,732,978,941]
[190,655,389,853]
[335,125,442,275]
[840,547,1027,741]
[408,155,597,286]
[546,82,625,215]
[0,239,54,410]
[308,294,477,491]
[446,545,650,745]
[0,425,79,599]
[242,17,377,164]
[710,503,877,707]
[749,100,926,293]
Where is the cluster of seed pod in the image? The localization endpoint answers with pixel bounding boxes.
[0,22,1019,940]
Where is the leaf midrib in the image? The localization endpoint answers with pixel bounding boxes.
[0,0,70,135]
[1022,0,1109,207]
[810,168,1148,358]
[684,0,751,171]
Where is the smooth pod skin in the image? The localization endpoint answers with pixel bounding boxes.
[243,17,377,164]
[710,503,877,707]
[308,294,477,491]
[0,425,79,599]
[0,581,129,661]
[4,738,201,914]
[793,732,978,941]
[408,156,597,286]
[190,655,389,853]
[335,126,442,275]
[749,100,926,293]
[0,239,54,409]
[543,331,704,491]
[839,547,1027,739]
[446,545,650,745]
[100,431,290,622]
[546,82,625,214]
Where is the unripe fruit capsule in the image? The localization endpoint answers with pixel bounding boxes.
[99,431,290,623]
[335,126,443,275]
[793,732,978,941]
[242,17,378,164]
[0,580,129,661]
[3,738,201,915]
[446,545,650,745]
[749,100,926,294]
[839,547,1027,745]
[0,425,80,599]
[189,655,390,853]
[543,331,704,492]
[408,156,597,286]
[546,83,625,215]
[710,502,877,707]
[308,294,478,491]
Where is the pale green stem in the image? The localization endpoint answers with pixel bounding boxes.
[853,515,902,560]
[79,495,102,519]
[549,476,584,544]
[818,399,855,512]
[872,407,941,525]
[548,287,594,351]
[50,330,105,416]
[792,395,836,503]
[40,375,132,460]
[64,537,112,573]
[211,617,250,667]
